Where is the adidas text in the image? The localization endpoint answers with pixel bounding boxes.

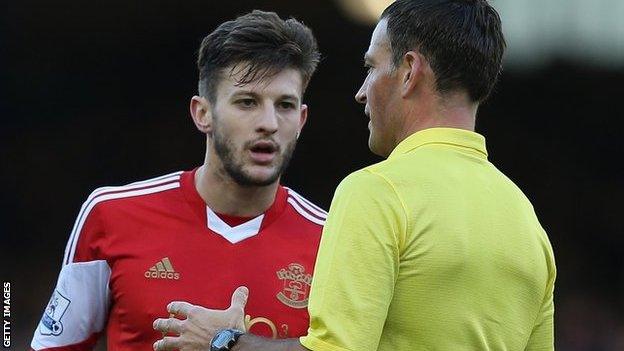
[144,271,180,280]
[145,257,180,280]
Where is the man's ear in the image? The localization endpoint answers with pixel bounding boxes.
[401,51,425,98]
[190,96,213,134]
[298,104,309,139]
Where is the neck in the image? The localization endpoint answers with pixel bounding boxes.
[194,161,279,218]
[396,92,477,145]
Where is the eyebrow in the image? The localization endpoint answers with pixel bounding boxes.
[279,94,300,103]
[231,90,300,103]
[232,90,260,98]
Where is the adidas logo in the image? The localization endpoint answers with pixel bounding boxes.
[144,257,180,280]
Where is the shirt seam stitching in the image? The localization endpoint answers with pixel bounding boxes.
[394,140,487,158]
[363,169,408,260]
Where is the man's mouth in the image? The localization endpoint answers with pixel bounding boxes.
[248,140,278,164]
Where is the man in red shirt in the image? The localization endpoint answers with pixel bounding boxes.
[30,10,323,350]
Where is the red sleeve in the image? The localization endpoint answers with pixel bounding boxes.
[30,193,111,350]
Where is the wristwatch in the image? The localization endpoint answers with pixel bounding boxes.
[210,329,245,351]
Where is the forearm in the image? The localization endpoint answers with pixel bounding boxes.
[232,335,308,351]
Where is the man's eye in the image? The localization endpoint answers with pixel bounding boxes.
[279,102,296,109]
[237,99,256,107]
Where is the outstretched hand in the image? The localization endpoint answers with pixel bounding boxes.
[152,286,249,351]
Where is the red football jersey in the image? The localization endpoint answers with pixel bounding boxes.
[31,169,325,350]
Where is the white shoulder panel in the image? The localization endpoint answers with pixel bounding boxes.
[31,260,111,350]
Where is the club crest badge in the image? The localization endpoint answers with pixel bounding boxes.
[276,263,312,309]
[39,290,71,336]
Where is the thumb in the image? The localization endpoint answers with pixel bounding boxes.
[230,286,249,310]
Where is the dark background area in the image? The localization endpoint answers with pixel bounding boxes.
[2,1,623,350]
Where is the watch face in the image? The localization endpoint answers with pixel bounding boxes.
[211,329,243,351]
[213,332,231,347]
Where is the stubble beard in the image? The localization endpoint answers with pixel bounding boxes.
[212,123,297,187]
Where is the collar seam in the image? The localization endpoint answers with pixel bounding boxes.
[392,140,487,158]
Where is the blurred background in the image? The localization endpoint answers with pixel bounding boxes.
[2,0,623,349]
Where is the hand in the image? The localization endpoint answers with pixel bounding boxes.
[152,286,249,351]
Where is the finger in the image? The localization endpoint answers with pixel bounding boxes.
[153,318,184,334]
[153,336,181,351]
[167,301,195,318]
[230,286,249,310]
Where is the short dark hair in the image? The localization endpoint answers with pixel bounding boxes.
[381,0,506,102]
[197,10,321,103]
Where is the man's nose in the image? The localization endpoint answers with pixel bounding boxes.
[355,84,367,104]
[256,105,279,134]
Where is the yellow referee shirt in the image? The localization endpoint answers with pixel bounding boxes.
[300,128,556,351]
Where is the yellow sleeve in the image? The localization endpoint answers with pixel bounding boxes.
[524,249,556,351]
[300,170,407,351]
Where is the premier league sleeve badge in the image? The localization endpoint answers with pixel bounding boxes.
[39,290,71,336]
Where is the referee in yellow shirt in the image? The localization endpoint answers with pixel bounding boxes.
[153,1,556,350]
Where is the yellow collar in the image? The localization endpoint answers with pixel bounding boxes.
[388,128,488,160]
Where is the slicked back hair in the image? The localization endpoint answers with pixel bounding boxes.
[381,0,506,102]
[197,10,321,103]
